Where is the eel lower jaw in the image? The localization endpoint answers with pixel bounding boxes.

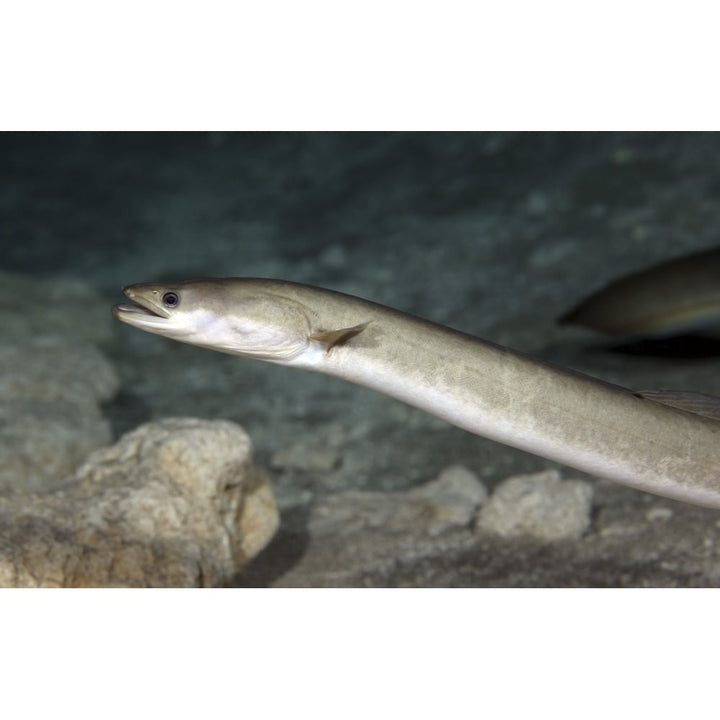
[113,302,156,316]
[114,300,167,317]
[112,295,171,326]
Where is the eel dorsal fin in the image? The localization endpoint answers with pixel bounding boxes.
[310,322,370,350]
[636,389,720,422]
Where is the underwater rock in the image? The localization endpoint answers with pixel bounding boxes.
[0,397,112,494]
[475,469,593,541]
[0,338,119,492]
[405,464,488,536]
[0,337,118,407]
[254,465,487,587]
[0,418,279,587]
[309,464,487,537]
[0,270,114,344]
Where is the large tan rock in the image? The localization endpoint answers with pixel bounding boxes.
[0,418,279,587]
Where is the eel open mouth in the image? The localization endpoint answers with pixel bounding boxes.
[112,286,171,325]
[113,302,161,316]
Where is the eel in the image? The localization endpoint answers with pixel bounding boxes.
[114,278,720,509]
[559,246,720,337]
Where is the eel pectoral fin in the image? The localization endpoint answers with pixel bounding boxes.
[310,322,370,350]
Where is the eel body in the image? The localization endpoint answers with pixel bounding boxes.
[559,247,720,337]
[114,278,720,509]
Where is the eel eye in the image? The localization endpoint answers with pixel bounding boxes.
[162,291,180,308]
